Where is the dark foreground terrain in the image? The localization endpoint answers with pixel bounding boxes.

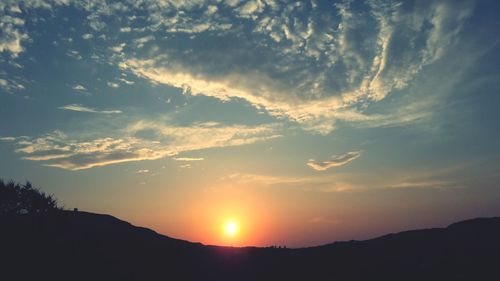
[1,211,499,281]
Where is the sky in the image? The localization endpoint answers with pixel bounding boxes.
[1,0,500,247]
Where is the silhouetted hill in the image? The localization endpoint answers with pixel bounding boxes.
[1,211,499,281]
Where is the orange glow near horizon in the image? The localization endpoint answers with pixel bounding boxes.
[169,184,274,247]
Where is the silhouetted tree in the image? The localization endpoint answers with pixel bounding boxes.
[0,179,60,215]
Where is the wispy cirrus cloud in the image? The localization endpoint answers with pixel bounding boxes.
[173,157,204,161]
[307,151,362,171]
[385,180,457,189]
[223,173,311,186]
[8,121,281,170]
[0,136,17,142]
[58,104,122,114]
[221,172,356,192]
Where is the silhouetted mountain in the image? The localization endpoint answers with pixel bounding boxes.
[1,211,499,281]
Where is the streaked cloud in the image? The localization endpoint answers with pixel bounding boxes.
[385,180,457,189]
[0,77,25,93]
[307,151,362,171]
[223,173,311,186]
[173,157,204,161]
[9,121,281,170]
[58,104,122,114]
[0,137,17,142]
[118,78,135,85]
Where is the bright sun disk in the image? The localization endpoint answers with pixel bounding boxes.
[223,220,239,237]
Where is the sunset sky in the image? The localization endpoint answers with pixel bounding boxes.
[1,0,500,247]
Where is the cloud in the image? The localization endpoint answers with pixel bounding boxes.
[0,77,24,93]
[385,180,456,189]
[118,78,134,85]
[173,157,204,161]
[307,151,362,171]
[111,43,126,53]
[0,137,17,142]
[236,0,265,18]
[58,104,122,114]
[221,166,462,192]
[133,35,154,48]
[0,0,476,134]
[223,173,311,186]
[107,82,119,88]
[8,121,280,170]
[82,33,93,40]
[9,5,22,14]
[0,12,28,57]
[136,169,149,173]
[113,1,474,133]
[221,172,358,192]
[72,84,86,91]
[66,50,82,60]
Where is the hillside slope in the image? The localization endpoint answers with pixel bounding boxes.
[1,211,499,281]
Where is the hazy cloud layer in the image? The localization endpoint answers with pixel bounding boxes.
[307,151,362,171]
[223,168,460,192]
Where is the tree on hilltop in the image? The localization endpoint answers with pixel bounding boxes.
[0,179,59,215]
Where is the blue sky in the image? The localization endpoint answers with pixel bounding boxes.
[1,0,500,247]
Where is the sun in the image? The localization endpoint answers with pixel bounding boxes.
[223,220,239,237]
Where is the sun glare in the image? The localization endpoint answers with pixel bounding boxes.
[223,220,239,237]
